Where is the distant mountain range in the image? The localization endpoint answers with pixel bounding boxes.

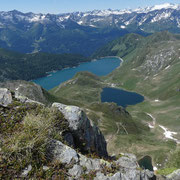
[0,3,179,55]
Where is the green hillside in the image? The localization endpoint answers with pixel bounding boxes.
[50,32,180,172]
[97,31,180,128]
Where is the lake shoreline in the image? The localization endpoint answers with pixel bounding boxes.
[92,56,123,63]
[101,87,144,108]
[45,56,122,77]
[33,57,121,90]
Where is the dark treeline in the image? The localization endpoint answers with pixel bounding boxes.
[0,48,89,81]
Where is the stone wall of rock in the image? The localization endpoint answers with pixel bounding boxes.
[52,102,108,157]
[166,169,180,180]
[0,88,12,107]
[0,87,155,179]
[0,80,48,104]
[46,139,154,180]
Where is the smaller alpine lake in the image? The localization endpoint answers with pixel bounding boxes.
[101,87,144,108]
[138,156,154,171]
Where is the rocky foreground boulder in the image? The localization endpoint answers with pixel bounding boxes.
[52,102,108,157]
[47,139,154,180]
[0,87,156,179]
[166,169,180,180]
[0,88,12,107]
[0,80,49,104]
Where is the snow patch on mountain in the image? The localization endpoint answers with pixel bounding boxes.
[159,125,180,144]
[120,25,126,29]
[77,20,83,25]
[177,19,180,28]
[151,3,179,11]
[87,9,132,16]
[89,24,96,27]
[0,3,179,29]
[124,16,136,26]
[130,3,179,14]
[139,16,148,26]
[151,12,171,23]
[29,14,46,22]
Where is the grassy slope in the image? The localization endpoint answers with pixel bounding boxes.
[50,32,180,171]
[96,31,180,170]
[50,71,146,137]
[104,32,180,130]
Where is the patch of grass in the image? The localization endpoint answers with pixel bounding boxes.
[5,107,67,154]
[0,101,69,179]
[166,148,180,168]
[50,71,103,105]
[157,167,178,176]
[86,111,100,126]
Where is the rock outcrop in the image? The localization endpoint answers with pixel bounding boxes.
[47,139,154,180]
[0,88,154,179]
[47,140,79,164]
[52,102,108,157]
[0,88,12,107]
[0,80,49,104]
[166,169,180,180]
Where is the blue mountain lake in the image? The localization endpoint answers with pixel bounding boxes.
[33,57,121,90]
[138,156,154,171]
[101,87,144,108]
[33,56,144,107]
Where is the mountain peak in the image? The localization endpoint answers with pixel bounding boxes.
[150,3,179,11]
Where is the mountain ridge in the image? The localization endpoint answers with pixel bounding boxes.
[1,3,179,29]
[1,3,179,18]
[0,3,179,55]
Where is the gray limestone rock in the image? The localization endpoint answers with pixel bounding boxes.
[95,171,143,180]
[79,154,101,172]
[94,172,127,180]
[21,164,32,177]
[122,169,141,180]
[68,165,83,178]
[144,169,155,179]
[0,80,48,104]
[116,156,137,169]
[15,93,44,105]
[94,172,109,180]
[52,103,84,131]
[0,88,12,107]
[166,169,180,180]
[47,140,79,164]
[110,172,126,180]
[52,102,108,157]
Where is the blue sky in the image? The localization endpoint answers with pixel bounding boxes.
[0,0,179,14]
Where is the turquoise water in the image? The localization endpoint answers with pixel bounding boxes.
[138,156,154,171]
[101,87,144,108]
[33,57,121,90]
